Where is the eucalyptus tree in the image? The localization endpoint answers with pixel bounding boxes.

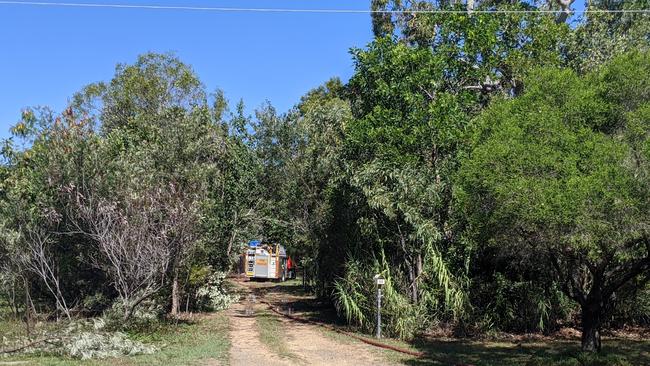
[0,107,102,319]
[370,0,584,40]
[568,0,650,72]
[458,52,650,352]
[70,53,253,316]
[283,79,350,290]
[329,9,565,333]
[372,1,649,73]
[72,52,206,132]
[201,98,262,267]
[0,53,263,320]
[346,0,647,338]
[248,102,304,247]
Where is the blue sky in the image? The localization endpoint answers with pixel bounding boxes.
[0,0,374,139]
[0,1,588,140]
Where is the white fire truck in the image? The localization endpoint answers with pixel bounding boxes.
[243,240,295,281]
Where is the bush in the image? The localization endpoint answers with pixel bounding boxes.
[103,297,165,331]
[333,256,436,340]
[82,292,112,315]
[2,318,157,360]
[194,271,238,311]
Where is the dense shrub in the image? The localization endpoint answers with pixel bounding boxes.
[195,271,238,311]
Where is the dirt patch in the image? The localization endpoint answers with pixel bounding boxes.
[228,300,294,366]
[227,276,397,365]
[279,315,391,365]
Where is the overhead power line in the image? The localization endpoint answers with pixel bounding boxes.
[0,1,649,14]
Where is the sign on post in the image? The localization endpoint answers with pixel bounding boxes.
[373,274,385,339]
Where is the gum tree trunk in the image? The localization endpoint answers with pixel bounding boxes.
[581,301,602,352]
[171,270,179,316]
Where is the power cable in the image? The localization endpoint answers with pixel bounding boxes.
[0,1,649,14]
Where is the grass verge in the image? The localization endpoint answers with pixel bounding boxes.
[0,312,231,366]
[361,335,650,366]
[289,307,649,366]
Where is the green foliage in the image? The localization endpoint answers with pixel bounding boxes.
[73,52,206,132]
[470,272,575,334]
[0,53,256,321]
[458,52,650,350]
[2,4,649,354]
[194,271,238,311]
[569,1,650,73]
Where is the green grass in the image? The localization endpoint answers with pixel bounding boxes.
[317,326,650,366]
[361,336,650,366]
[254,310,296,360]
[288,306,649,366]
[0,312,231,366]
[0,317,27,339]
[259,280,650,366]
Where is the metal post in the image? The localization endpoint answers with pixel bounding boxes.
[376,286,382,339]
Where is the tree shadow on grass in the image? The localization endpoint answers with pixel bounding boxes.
[243,279,650,366]
[403,339,562,366]
[404,338,650,366]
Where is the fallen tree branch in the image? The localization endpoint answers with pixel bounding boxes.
[0,337,54,354]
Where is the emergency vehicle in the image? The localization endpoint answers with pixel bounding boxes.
[243,240,296,281]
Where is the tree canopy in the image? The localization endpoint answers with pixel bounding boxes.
[458,52,650,351]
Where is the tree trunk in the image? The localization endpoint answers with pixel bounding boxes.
[415,253,422,303]
[408,253,423,304]
[171,270,179,317]
[226,212,238,257]
[581,301,602,352]
[24,279,31,336]
[408,260,416,303]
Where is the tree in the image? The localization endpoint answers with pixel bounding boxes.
[457,52,650,352]
[568,0,650,72]
[75,189,174,321]
[282,79,350,291]
[0,53,255,320]
[341,38,472,329]
[0,107,102,320]
[71,53,235,316]
[326,18,565,334]
[369,1,571,48]
[72,52,206,132]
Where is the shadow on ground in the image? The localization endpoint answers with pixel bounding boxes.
[401,338,650,366]
[232,277,650,366]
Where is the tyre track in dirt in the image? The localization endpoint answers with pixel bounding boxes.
[227,277,395,366]
[227,298,294,366]
[278,314,389,365]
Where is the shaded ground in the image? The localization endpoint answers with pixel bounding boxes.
[3,280,648,365]
[229,276,650,366]
[368,336,650,366]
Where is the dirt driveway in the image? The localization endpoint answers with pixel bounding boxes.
[227,277,396,366]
